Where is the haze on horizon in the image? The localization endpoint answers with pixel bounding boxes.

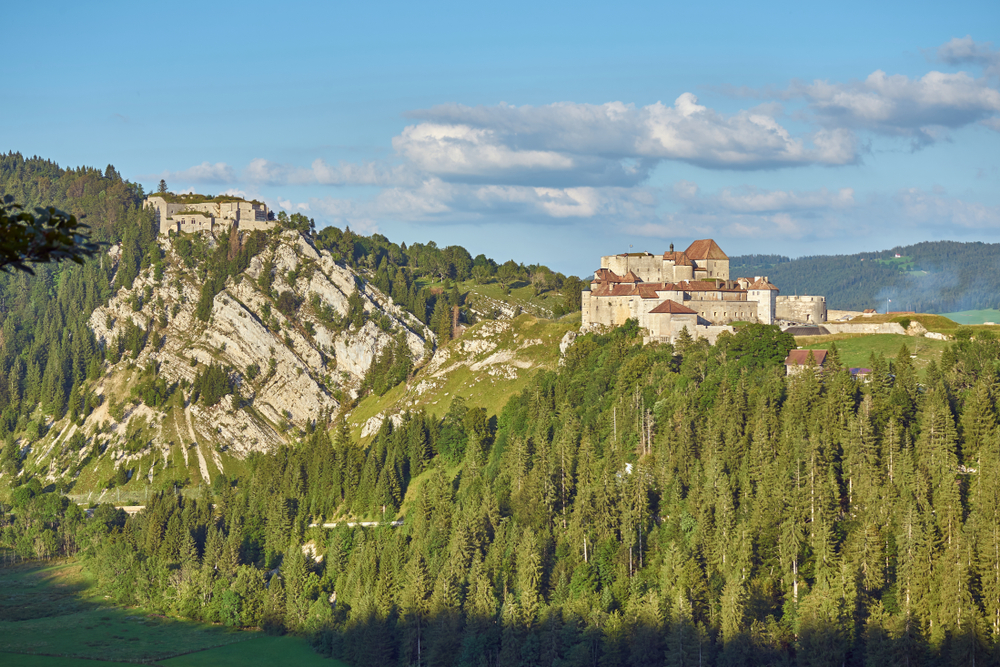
[3,0,998,276]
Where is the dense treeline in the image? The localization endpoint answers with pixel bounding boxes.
[0,154,152,432]
[732,240,1000,313]
[5,322,1000,665]
[314,226,586,337]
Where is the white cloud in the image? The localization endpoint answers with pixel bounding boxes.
[244,158,411,186]
[895,187,1000,228]
[799,69,1000,147]
[937,36,1000,79]
[982,117,1000,131]
[397,96,859,185]
[307,178,658,233]
[156,162,236,185]
[676,184,856,214]
[277,199,310,212]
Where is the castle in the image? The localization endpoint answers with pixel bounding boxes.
[144,194,275,237]
[581,239,826,343]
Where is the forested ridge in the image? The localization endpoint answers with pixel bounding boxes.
[732,241,1000,313]
[0,154,582,468]
[0,153,154,435]
[5,322,1000,666]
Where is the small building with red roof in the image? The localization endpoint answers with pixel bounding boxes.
[784,349,828,376]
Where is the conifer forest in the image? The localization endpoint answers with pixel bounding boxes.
[3,153,1000,666]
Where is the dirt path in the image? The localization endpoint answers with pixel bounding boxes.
[185,402,211,484]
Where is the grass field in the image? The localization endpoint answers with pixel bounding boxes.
[0,560,344,666]
[162,635,344,666]
[795,333,950,377]
[349,313,577,439]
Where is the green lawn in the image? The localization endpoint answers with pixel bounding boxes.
[161,635,348,666]
[0,652,135,666]
[796,333,950,378]
[0,561,339,666]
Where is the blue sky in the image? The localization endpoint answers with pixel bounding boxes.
[4,0,999,276]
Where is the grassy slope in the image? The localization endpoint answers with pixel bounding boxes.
[349,313,579,439]
[796,334,950,378]
[416,276,571,318]
[0,560,339,666]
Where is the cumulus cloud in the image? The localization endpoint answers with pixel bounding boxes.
[244,158,412,186]
[937,36,1000,79]
[654,183,863,242]
[155,161,236,185]
[895,187,1000,228]
[797,70,1000,148]
[308,178,658,233]
[673,183,856,214]
[395,95,859,186]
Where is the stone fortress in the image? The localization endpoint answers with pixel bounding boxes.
[581,239,827,343]
[145,194,275,237]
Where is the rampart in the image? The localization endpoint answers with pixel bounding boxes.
[821,322,907,335]
[776,295,826,323]
[145,195,273,236]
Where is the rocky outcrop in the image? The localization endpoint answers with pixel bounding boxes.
[85,229,431,457]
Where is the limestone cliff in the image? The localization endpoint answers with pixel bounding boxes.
[34,229,434,488]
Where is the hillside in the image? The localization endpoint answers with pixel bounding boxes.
[732,240,1000,313]
[0,156,583,499]
[5,321,1000,666]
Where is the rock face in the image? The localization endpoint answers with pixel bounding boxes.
[86,230,431,458]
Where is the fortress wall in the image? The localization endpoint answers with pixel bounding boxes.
[828,309,865,320]
[701,258,729,280]
[776,295,827,323]
[238,219,275,231]
[822,322,907,335]
[693,325,735,344]
[641,312,699,343]
[582,294,649,330]
[691,300,758,324]
[148,196,274,236]
[672,264,694,281]
[602,255,664,282]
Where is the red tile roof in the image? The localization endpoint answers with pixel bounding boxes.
[675,280,722,292]
[662,250,693,266]
[621,270,641,283]
[637,284,662,298]
[748,278,779,291]
[593,268,622,282]
[784,349,828,366]
[649,299,698,314]
[684,239,729,260]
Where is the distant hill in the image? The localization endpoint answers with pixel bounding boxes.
[731,240,1000,312]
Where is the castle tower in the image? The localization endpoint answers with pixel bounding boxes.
[747,277,779,324]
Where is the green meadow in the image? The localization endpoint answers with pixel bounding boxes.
[795,333,950,377]
[0,560,345,666]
